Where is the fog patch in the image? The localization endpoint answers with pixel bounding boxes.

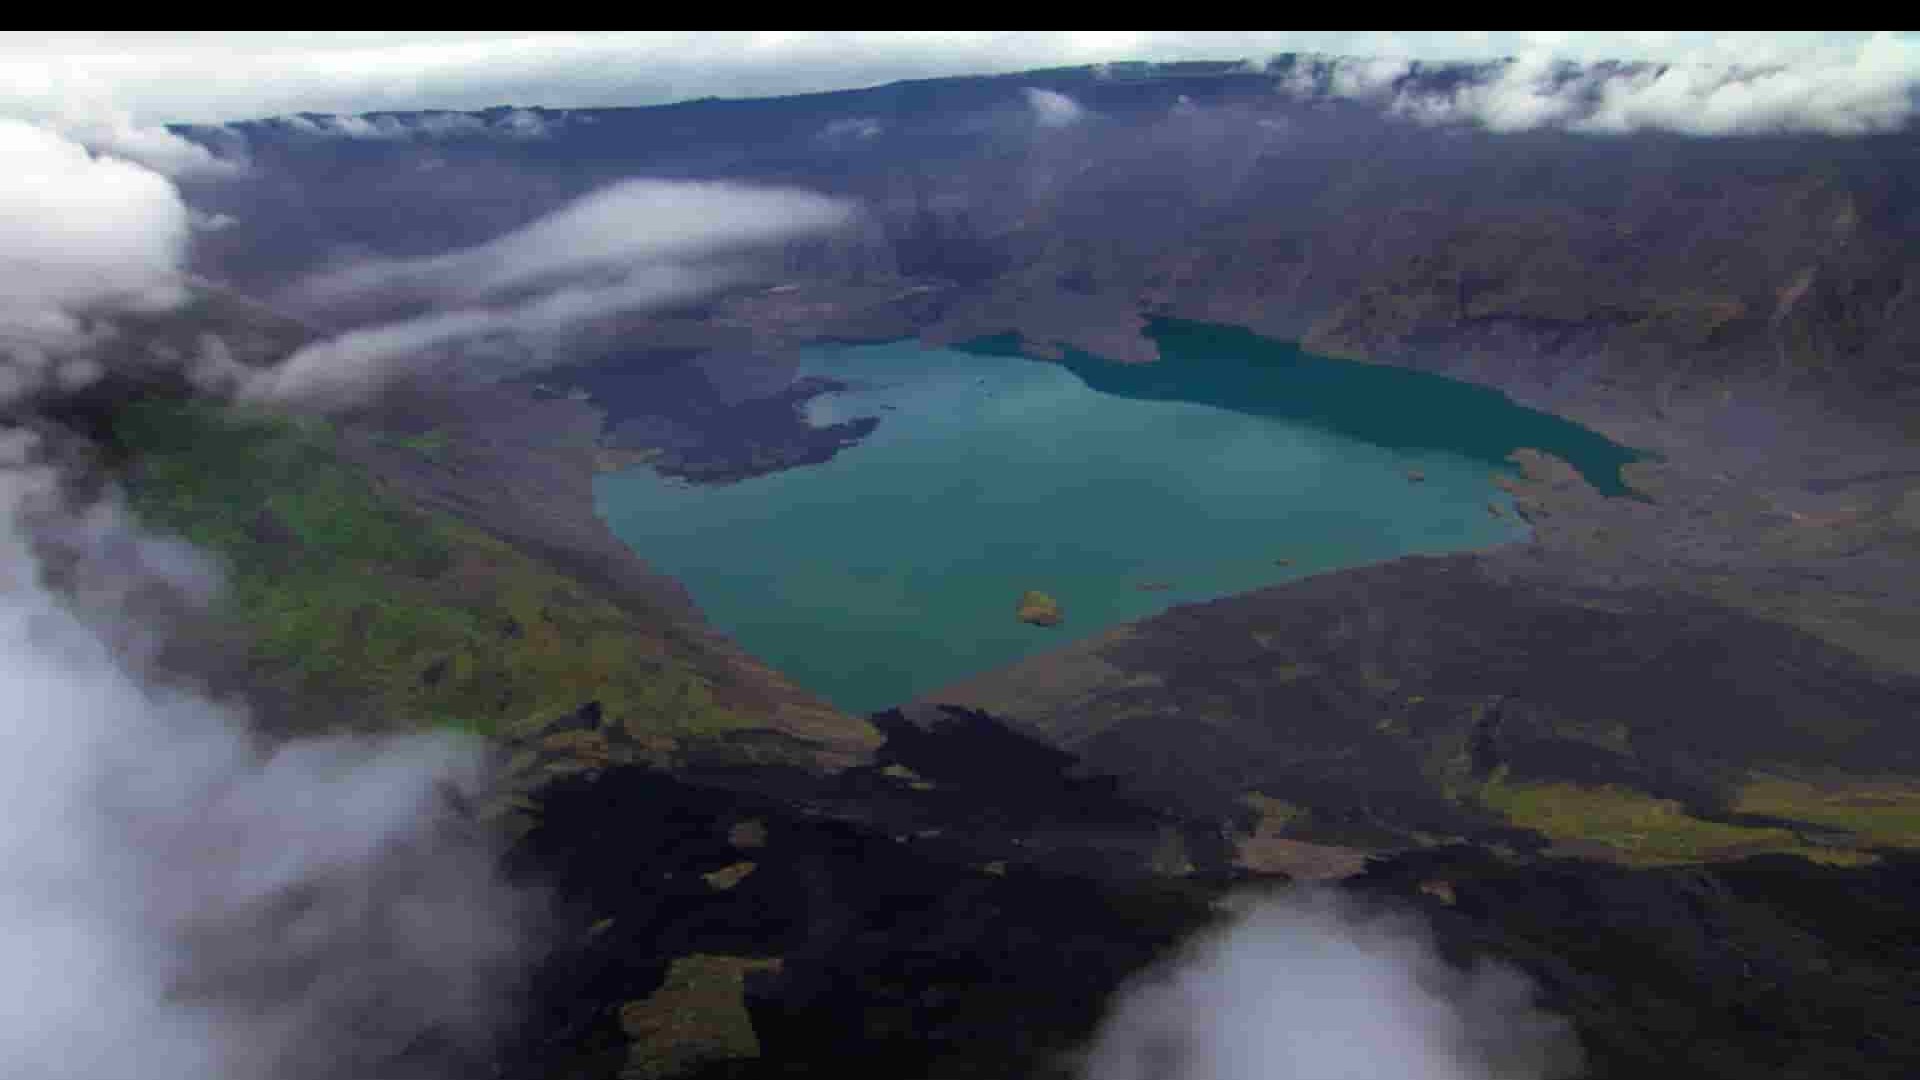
[1025,87,1088,128]
[818,117,884,145]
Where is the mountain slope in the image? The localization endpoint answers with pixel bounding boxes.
[177,62,1920,433]
[105,392,879,776]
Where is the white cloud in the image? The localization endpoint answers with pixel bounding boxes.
[190,209,239,231]
[0,119,190,387]
[0,119,858,413]
[1308,34,1920,135]
[294,178,854,310]
[270,110,564,142]
[497,107,560,138]
[1328,57,1412,100]
[1082,888,1583,1080]
[57,112,242,177]
[1025,87,1088,128]
[0,54,246,177]
[0,427,529,1080]
[245,178,857,405]
[1574,35,1920,135]
[240,264,717,406]
[324,114,410,140]
[1387,55,1589,133]
[0,32,1901,134]
[818,117,884,145]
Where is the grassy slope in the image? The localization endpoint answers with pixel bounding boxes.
[113,398,753,746]
[1477,775,1878,867]
[1733,776,1920,849]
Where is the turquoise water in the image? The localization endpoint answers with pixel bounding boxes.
[596,321,1640,715]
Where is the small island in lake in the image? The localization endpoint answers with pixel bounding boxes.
[1016,590,1064,627]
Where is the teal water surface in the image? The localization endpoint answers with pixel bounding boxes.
[596,321,1640,715]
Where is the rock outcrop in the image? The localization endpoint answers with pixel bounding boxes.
[1015,589,1063,627]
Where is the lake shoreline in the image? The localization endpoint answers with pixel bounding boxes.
[592,328,1601,714]
[512,305,1919,751]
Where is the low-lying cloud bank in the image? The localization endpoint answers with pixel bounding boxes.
[1082,888,1582,1080]
[1284,37,1920,135]
[1,117,857,410]
[270,108,575,142]
[8,33,1917,143]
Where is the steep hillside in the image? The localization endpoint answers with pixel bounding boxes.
[105,394,878,778]
[176,62,1920,434]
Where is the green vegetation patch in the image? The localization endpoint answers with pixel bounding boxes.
[701,862,757,891]
[1478,776,1873,867]
[1734,777,1920,849]
[113,399,753,743]
[619,954,781,1078]
[373,426,451,460]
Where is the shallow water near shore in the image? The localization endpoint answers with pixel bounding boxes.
[596,322,1638,714]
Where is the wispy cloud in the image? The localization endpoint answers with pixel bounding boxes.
[241,178,856,405]
[240,265,717,406]
[270,109,573,142]
[1025,87,1089,128]
[293,179,851,310]
[817,117,884,145]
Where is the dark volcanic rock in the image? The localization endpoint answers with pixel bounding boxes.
[1351,846,1920,1080]
[495,748,1920,1080]
[526,349,882,487]
[922,553,1920,836]
[496,741,1218,1079]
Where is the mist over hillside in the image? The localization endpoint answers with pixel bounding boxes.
[174,59,1920,430]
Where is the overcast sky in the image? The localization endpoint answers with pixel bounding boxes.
[1,31,1913,126]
